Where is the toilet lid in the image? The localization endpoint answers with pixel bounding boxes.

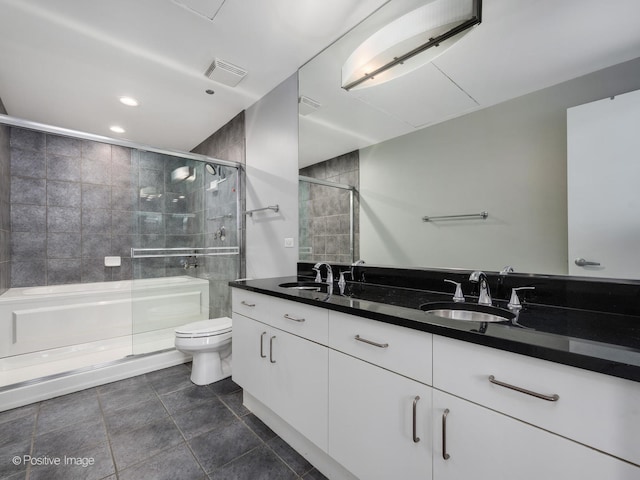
[175,317,232,337]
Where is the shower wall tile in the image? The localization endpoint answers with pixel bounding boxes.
[82,234,111,258]
[47,206,81,233]
[46,135,82,157]
[82,156,112,185]
[10,128,45,151]
[0,116,9,294]
[82,184,112,210]
[47,154,82,182]
[47,259,82,285]
[112,210,137,235]
[112,186,137,210]
[82,209,111,234]
[10,148,46,178]
[48,233,81,258]
[11,204,47,232]
[47,180,81,207]
[82,140,111,160]
[82,259,112,283]
[11,177,46,205]
[11,259,46,287]
[11,232,46,258]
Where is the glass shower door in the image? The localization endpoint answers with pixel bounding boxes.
[130,151,240,355]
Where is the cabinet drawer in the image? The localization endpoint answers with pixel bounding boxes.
[232,289,328,345]
[329,311,432,385]
[433,335,640,466]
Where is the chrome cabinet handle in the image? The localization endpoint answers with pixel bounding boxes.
[412,396,421,443]
[574,258,601,267]
[354,334,389,348]
[442,409,450,460]
[488,375,559,402]
[284,314,305,323]
[241,300,256,307]
[269,336,276,363]
[259,332,267,358]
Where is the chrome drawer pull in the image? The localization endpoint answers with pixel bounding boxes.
[442,409,450,460]
[488,375,559,402]
[269,336,276,364]
[241,300,256,307]
[412,396,421,443]
[284,314,305,323]
[259,332,267,358]
[354,335,389,348]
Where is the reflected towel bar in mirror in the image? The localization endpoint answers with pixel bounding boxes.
[422,211,488,222]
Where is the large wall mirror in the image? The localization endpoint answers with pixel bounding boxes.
[298,0,640,280]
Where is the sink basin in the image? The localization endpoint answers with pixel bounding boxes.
[419,302,515,323]
[278,281,329,292]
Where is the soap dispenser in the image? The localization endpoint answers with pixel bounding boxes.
[444,279,465,302]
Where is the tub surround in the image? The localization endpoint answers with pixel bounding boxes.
[230,265,640,383]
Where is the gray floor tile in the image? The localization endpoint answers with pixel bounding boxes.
[302,468,330,480]
[97,376,149,395]
[189,419,261,474]
[28,441,115,480]
[159,385,218,415]
[36,389,101,434]
[218,390,250,418]
[0,403,38,425]
[209,445,297,480]
[110,416,184,471]
[0,439,30,478]
[0,415,36,449]
[97,381,157,413]
[146,367,193,395]
[242,414,277,442]
[103,396,169,435]
[267,436,313,476]
[118,442,206,480]
[172,397,236,439]
[33,419,107,459]
[208,377,241,396]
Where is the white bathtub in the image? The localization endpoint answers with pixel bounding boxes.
[0,276,209,392]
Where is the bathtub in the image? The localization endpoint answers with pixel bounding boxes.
[0,276,209,397]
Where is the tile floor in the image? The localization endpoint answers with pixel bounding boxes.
[0,364,328,480]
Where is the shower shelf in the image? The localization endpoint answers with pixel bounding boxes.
[131,246,239,258]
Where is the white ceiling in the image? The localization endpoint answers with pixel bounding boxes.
[299,0,640,166]
[0,0,387,151]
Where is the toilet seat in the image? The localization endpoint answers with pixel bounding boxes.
[175,317,232,338]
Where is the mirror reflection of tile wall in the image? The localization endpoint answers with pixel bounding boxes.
[299,150,359,264]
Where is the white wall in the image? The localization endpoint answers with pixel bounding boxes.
[245,73,299,278]
[360,58,640,275]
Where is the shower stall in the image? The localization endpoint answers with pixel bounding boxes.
[0,117,242,410]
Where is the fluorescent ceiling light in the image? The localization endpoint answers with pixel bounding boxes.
[342,0,482,91]
[110,125,125,133]
[119,96,139,107]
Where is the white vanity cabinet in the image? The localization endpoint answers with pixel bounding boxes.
[432,390,639,480]
[432,335,640,478]
[328,311,433,480]
[231,289,329,451]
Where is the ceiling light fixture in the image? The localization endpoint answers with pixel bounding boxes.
[342,0,482,91]
[110,125,125,133]
[119,96,139,107]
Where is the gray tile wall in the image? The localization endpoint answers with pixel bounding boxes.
[0,98,10,294]
[191,111,245,318]
[9,128,138,286]
[299,151,359,264]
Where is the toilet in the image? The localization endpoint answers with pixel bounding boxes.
[174,317,232,386]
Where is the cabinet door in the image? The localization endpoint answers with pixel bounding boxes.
[269,330,328,451]
[231,313,270,404]
[433,390,640,480]
[329,350,432,480]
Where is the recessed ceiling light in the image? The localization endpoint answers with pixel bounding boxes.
[119,96,139,107]
[110,125,125,134]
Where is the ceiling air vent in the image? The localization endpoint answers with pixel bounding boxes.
[204,59,247,87]
[299,95,321,116]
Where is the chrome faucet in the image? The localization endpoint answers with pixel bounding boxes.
[351,259,365,282]
[469,271,492,306]
[313,262,333,284]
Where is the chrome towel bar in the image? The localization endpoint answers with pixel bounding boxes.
[422,211,488,222]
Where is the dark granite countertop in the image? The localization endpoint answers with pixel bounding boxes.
[230,276,640,383]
